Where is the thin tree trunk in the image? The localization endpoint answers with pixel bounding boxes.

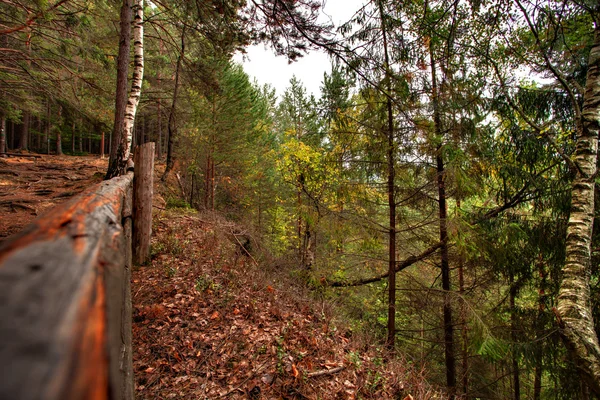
[430,43,456,398]
[19,112,30,150]
[79,128,83,152]
[457,199,468,398]
[9,119,14,150]
[205,155,211,209]
[56,106,63,155]
[157,99,162,158]
[376,0,397,351]
[556,25,600,395]
[106,0,132,179]
[533,258,546,400]
[101,131,105,158]
[44,101,50,154]
[162,27,185,181]
[71,121,76,153]
[0,110,6,155]
[509,274,520,400]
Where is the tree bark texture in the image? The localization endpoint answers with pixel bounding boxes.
[133,142,154,265]
[106,0,132,179]
[122,0,144,164]
[375,0,397,351]
[556,27,600,394]
[162,27,185,181]
[430,45,456,398]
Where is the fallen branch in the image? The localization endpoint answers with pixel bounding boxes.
[232,232,259,266]
[175,172,186,198]
[307,366,345,378]
[327,241,443,287]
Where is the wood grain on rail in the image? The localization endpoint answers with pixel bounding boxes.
[0,172,134,400]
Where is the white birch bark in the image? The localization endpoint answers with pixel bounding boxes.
[122,0,144,162]
[557,27,600,393]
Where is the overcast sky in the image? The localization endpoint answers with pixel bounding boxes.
[233,0,365,100]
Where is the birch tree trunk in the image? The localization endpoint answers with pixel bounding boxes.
[556,26,600,394]
[121,0,144,162]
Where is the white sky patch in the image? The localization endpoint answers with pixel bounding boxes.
[234,0,365,100]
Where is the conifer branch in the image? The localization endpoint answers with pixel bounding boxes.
[327,241,444,287]
[0,0,71,36]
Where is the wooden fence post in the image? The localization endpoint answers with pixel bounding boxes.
[133,142,154,265]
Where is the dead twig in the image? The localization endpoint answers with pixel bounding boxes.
[307,366,345,378]
[217,361,273,398]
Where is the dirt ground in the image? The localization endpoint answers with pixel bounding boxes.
[0,153,107,241]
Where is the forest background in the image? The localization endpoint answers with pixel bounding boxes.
[2,0,600,398]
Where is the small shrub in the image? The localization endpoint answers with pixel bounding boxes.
[164,265,177,278]
[166,196,191,210]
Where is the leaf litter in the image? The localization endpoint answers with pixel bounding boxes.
[133,208,439,399]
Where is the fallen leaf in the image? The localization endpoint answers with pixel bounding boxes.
[261,373,274,385]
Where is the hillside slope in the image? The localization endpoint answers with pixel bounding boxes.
[132,207,438,399]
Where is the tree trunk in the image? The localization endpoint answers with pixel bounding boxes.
[162,27,185,181]
[556,26,600,395]
[9,119,14,150]
[458,199,468,397]
[106,0,132,179]
[157,98,162,159]
[430,44,456,398]
[71,121,76,153]
[56,106,63,155]
[0,110,6,155]
[510,274,520,400]
[19,112,29,150]
[101,131,105,158]
[375,0,397,351]
[534,258,546,400]
[44,101,50,154]
[133,142,154,265]
[121,0,144,169]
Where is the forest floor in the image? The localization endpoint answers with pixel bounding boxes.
[132,174,437,399]
[0,153,107,240]
[0,154,436,399]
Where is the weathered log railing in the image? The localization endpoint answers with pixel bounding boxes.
[0,172,135,400]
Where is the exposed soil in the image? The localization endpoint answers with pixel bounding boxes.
[0,154,107,241]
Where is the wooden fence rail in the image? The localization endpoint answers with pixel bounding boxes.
[0,172,135,400]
